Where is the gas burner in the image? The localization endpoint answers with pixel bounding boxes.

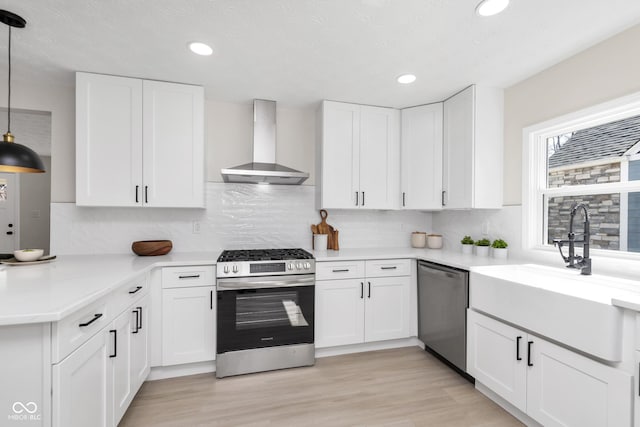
[217,248,313,263]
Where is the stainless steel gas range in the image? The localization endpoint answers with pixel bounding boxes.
[215,248,315,378]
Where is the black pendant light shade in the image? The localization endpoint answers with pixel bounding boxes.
[0,133,45,172]
[0,10,45,173]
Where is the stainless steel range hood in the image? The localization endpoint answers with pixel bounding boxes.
[221,99,309,185]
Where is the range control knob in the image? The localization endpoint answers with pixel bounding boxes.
[232,265,239,273]
[304,262,311,270]
[287,263,294,271]
[223,265,229,274]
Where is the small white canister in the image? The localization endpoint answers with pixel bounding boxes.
[427,234,443,249]
[411,232,426,248]
[313,234,328,252]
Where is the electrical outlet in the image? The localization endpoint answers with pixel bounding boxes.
[192,221,201,234]
[481,221,490,236]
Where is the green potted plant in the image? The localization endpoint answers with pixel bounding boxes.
[474,238,491,257]
[460,235,474,254]
[491,238,509,259]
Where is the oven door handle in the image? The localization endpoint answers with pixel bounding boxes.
[217,275,315,290]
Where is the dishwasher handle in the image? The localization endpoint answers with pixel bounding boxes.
[418,261,467,279]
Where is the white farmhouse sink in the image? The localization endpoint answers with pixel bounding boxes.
[470,264,628,362]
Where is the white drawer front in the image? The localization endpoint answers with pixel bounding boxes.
[316,261,365,281]
[162,265,215,289]
[111,273,149,317]
[52,296,110,363]
[365,259,411,277]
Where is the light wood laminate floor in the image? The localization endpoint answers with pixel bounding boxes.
[120,346,522,427]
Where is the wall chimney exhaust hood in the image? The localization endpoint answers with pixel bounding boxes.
[220,99,309,185]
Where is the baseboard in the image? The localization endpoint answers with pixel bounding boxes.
[475,382,542,427]
[147,360,216,381]
[316,337,422,358]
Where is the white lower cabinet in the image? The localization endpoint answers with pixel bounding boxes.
[162,285,216,365]
[53,328,112,427]
[52,293,150,427]
[315,259,411,348]
[468,309,632,427]
[315,279,366,347]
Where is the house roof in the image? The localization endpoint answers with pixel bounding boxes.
[548,114,640,168]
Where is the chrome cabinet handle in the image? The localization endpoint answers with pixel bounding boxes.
[78,313,102,327]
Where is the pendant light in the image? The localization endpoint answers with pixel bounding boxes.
[0,10,44,173]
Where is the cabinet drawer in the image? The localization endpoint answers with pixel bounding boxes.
[316,261,365,281]
[162,265,215,289]
[111,273,149,317]
[365,259,411,277]
[52,296,111,363]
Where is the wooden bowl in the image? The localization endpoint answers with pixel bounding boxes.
[131,240,173,256]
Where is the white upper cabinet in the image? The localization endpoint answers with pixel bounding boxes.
[442,85,503,209]
[76,72,204,208]
[318,101,399,209]
[400,103,443,210]
[76,73,143,207]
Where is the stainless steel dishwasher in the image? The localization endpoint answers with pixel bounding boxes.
[418,260,469,374]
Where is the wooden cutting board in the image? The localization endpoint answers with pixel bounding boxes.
[312,209,339,250]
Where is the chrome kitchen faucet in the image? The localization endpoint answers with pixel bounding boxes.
[553,202,592,275]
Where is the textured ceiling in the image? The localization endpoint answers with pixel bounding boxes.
[1,0,640,108]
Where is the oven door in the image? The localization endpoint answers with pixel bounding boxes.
[216,274,314,354]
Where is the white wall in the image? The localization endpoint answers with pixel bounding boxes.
[504,23,640,205]
[51,183,432,255]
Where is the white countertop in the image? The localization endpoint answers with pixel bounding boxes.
[0,252,218,326]
[311,247,517,270]
[1,247,638,327]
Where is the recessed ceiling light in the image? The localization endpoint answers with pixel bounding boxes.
[397,74,417,84]
[188,42,213,56]
[476,0,510,16]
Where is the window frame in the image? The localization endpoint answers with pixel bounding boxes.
[522,90,640,261]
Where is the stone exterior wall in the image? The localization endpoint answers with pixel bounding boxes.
[547,162,620,251]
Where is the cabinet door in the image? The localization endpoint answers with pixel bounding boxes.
[401,103,443,210]
[52,329,112,427]
[359,106,400,210]
[112,310,133,425]
[315,279,365,348]
[364,276,410,342]
[466,310,527,413]
[162,286,215,365]
[443,85,474,209]
[131,294,150,392]
[527,337,632,427]
[142,80,204,208]
[320,101,360,209]
[76,72,143,207]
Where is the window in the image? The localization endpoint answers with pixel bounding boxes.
[523,92,640,258]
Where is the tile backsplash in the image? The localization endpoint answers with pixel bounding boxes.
[51,183,433,255]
